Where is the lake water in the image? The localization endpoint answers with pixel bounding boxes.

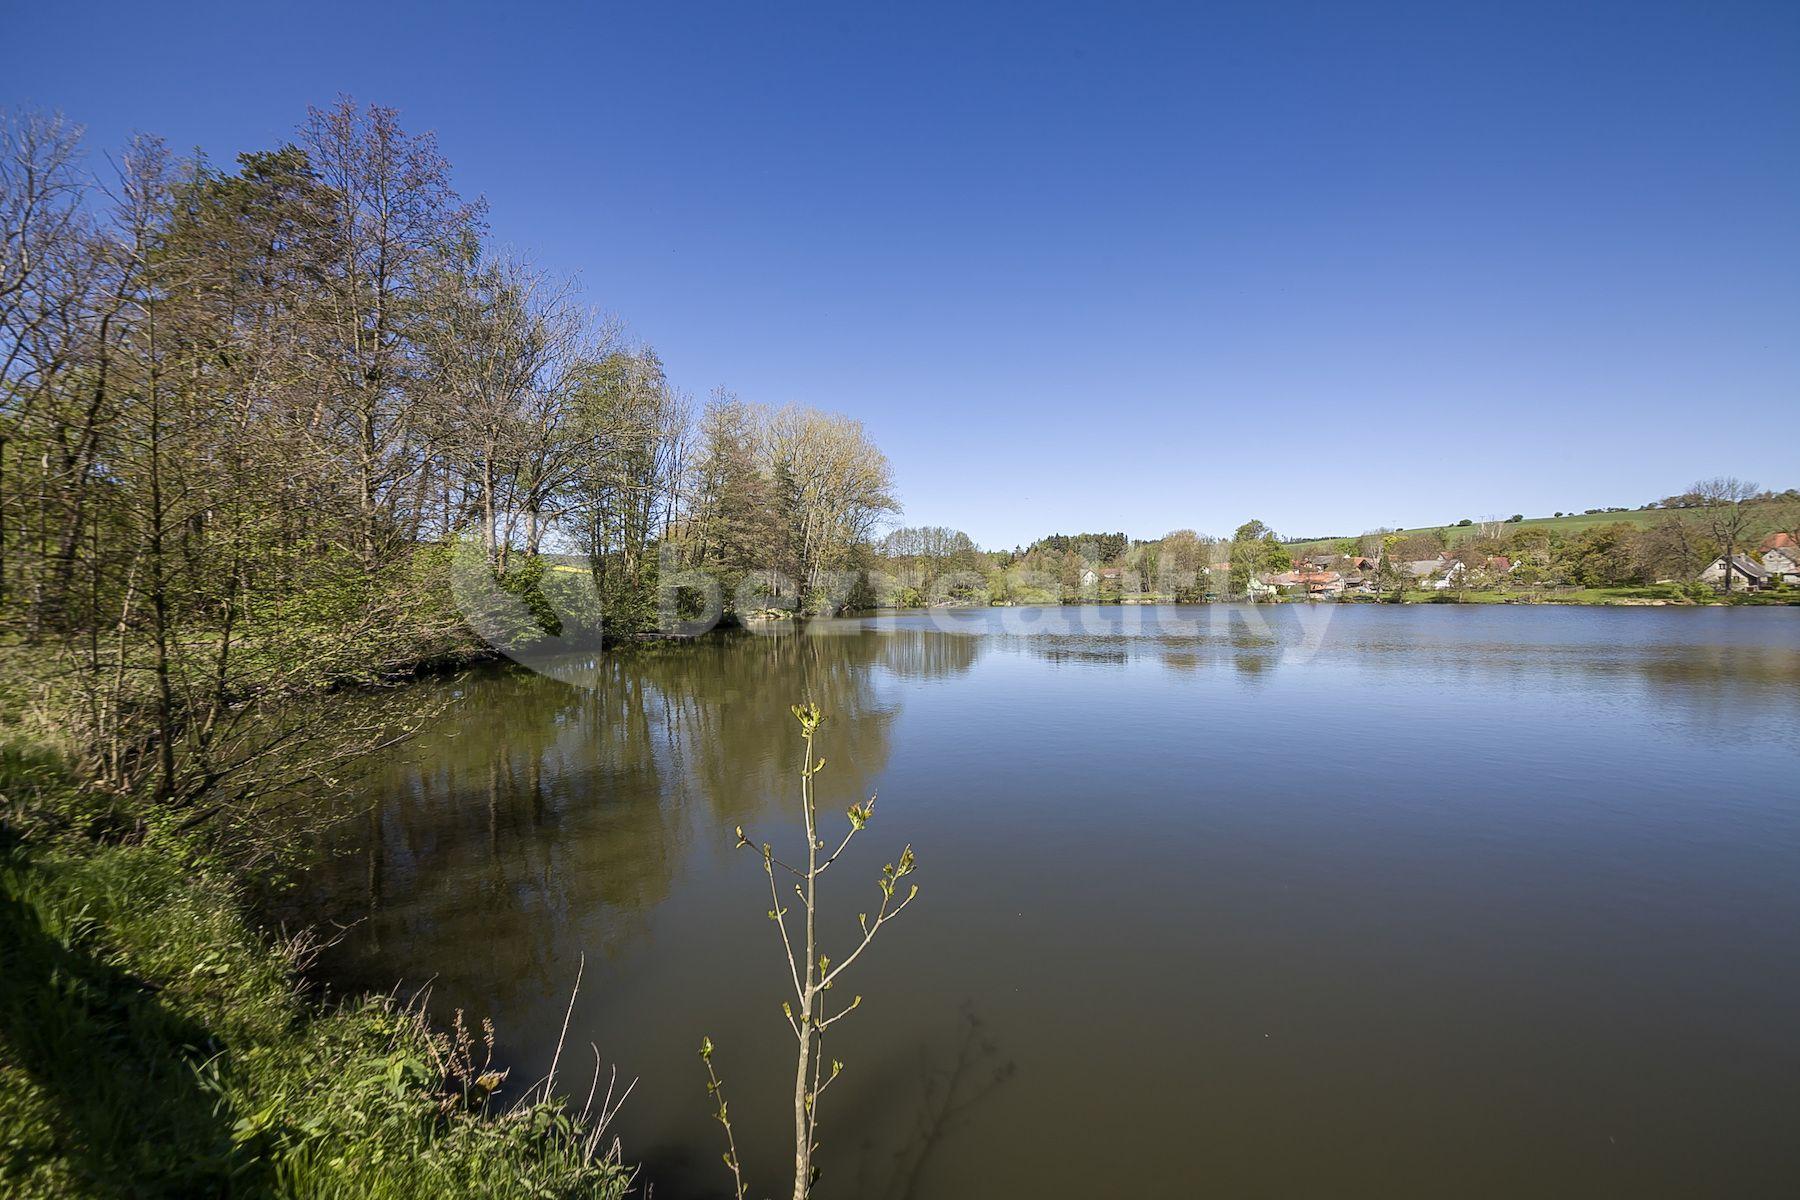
[297,605,1800,1198]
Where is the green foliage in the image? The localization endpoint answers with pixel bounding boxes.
[482,554,566,644]
[0,746,630,1200]
[1221,521,1289,596]
[1559,522,1641,588]
[1024,532,1129,562]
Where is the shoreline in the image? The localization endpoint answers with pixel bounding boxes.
[848,591,1799,613]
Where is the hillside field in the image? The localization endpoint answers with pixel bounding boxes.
[1284,502,1791,554]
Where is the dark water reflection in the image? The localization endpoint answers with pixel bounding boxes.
[297,606,1800,1198]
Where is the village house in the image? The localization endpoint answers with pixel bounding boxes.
[1699,554,1770,591]
[1302,570,1345,597]
[1265,568,1346,598]
[1764,555,1799,582]
[1758,533,1799,583]
[1761,547,1800,582]
[1404,557,1465,589]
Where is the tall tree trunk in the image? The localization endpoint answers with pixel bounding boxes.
[145,329,178,804]
[0,433,8,614]
[482,455,496,564]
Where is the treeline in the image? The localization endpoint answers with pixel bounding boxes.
[872,482,1800,606]
[871,521,1293,605]
[874,526,985,605]
[1022,531,1130,562]
[0,102,895,818]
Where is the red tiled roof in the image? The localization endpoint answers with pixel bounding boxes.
[1761,532,1796,552]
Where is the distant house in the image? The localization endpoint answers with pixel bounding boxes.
[1079,567,1099,588]
[1302,570,1344,597]
[1758,531,1796,554]
[1699,555,1770,591]
[1756,534,1797,583]
[1404,558,1465,589]
[1080,566,1125,589]
[1485,556,1513,573]
[1761,547,1800,582]
[1349,556,1377,571]
[1268,569,1345,598]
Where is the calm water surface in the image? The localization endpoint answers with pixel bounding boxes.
[298,605,1800,1198]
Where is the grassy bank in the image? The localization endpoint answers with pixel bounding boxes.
[1363,584,1797,605]
[977,586,1794,607]
[0,734,630,1200]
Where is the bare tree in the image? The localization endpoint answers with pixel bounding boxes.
[1690,476,1760,591]
[1633,514,1704,583]
[1,110,92,612]
[423,251,585,565]
[301,98,485,567]
[763,405,899,605]
[680,390,779,606]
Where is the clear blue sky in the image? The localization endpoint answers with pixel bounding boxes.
[11,0,1797,548]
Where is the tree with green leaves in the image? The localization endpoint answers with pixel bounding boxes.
[1227,520,1289,597]
[569,350,690,637]
[1376,534,1410,600]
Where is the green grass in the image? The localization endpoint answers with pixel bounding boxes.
[1336,583,1716,605]
[1556,584,1696,603]
[1438,509,1670,545]
[0,734,632,1200]
[1286,510,1666,553]
[1286,499,1792,553]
